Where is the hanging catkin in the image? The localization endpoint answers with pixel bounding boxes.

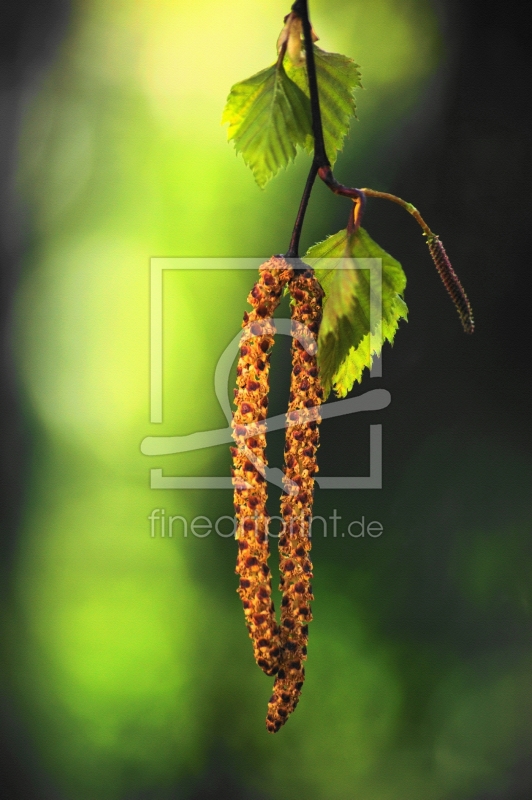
[232,257,294,676]
[265,268,324,733]
[426,234,474,334]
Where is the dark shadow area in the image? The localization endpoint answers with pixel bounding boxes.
[314,0,532,797]
[0,3,71,798]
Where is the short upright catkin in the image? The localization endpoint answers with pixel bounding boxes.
[232,257,293,676]
[265,268,324,733]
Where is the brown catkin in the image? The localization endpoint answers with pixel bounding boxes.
[427,234,475,334]
[266,269,324,733]
[232,257,294,676]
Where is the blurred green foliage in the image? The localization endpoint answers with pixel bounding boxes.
[2,1,530,798]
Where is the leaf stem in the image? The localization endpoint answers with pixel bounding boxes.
[276,38,288,68]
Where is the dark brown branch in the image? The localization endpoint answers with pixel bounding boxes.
[291,0,329,168]
[286,0,366,257]
[286,161,318,258]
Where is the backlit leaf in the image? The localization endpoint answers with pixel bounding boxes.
[304,227,407,398]
[222,62,312,188]
[285,46,362,165]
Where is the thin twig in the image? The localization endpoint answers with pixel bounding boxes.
[286,161,318,258]
[292,0,329,167]
[360,188,432,236]
[319,165,366,227]
[286,0,365,257]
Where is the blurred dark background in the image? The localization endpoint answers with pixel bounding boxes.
[1,2,70,795]
[1,0,531,798]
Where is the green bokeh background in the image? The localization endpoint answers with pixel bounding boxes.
[2,0,531,798]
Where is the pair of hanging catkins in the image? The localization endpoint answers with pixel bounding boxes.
[231,257,323,733]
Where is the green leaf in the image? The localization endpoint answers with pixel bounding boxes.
[284,46,362,165]
[304,227,407,398]
[222,62,312,188]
